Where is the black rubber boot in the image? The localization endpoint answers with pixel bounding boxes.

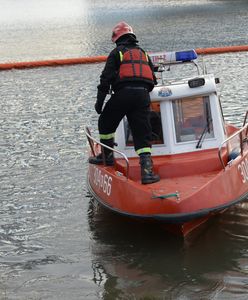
[140,154,160,184]
[88,153,114,166]
[88,138,114,166]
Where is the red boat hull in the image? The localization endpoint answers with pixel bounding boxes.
[87,146,248,236]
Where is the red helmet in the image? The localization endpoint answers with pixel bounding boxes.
[111,21,135,43]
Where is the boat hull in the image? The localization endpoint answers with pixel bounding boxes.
[87,149,248,236]
[87,178,225,236]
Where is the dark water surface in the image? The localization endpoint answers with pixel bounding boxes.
[0,0,248,299]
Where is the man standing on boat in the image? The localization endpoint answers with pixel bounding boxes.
[89,21,160,184]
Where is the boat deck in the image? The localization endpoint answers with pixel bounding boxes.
[138,170,220,200]
[114,149,224,199]
[116,148,223,178]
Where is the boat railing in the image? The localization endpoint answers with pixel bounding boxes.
[85,126,130,180]
[218,115,248,170]
[243,110,248,127]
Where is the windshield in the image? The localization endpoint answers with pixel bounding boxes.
[172,96,214,143]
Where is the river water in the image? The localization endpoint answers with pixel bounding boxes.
[0,0,248,299]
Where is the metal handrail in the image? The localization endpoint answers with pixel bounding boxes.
[156,60,201,85]
[243,111,248,127]
[85,126,130,180]
[218,122,248,170]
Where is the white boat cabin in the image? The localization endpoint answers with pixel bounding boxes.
[115,50,226,157]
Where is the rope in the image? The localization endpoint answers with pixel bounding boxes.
[152,192,180,200]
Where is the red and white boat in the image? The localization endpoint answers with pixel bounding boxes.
[86,50,248,236]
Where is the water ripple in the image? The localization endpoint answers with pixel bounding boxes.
[0,2,248,299]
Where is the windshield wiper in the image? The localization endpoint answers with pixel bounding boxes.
[196,102,212,149]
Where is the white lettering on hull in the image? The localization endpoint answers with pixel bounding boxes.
[238,157,248,184]
[93,166,112,196]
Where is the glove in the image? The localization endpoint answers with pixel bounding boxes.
[95,90,106,114]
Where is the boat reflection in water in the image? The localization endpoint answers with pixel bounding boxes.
[87,199,248,299]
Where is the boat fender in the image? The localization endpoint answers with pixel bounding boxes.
[228,149,240,162]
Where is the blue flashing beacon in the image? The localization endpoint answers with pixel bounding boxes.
[175,50,197,62]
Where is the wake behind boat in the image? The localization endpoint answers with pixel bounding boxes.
[86,49,248,236]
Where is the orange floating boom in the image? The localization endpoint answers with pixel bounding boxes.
[0,45,248,70]
[0,56,108,70]
[196,45,248,55]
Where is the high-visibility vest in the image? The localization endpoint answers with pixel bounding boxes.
[118,48,154,82]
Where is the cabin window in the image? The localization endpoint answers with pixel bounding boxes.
[124,102,164,147]
[172,96,214,143]
[150,102,164,145]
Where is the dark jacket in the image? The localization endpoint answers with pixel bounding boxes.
[97,35,157,94]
